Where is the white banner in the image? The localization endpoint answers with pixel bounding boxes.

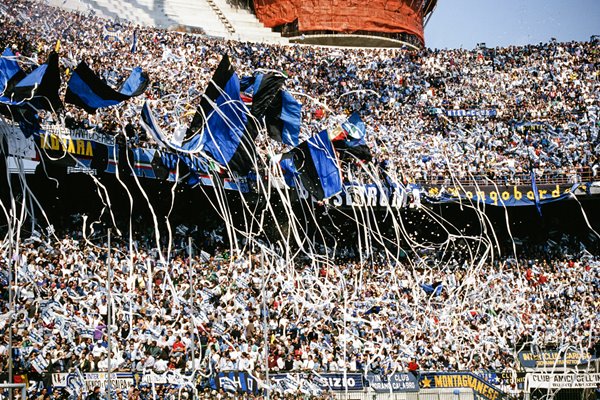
[141,370,193,385]
[52,372,134,392]
[526,373,600,389]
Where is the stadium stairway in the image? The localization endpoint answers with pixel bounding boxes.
[162,0,232,37]
[209,0,288,43]
[45,0,286,43]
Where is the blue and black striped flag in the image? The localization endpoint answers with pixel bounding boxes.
[280,129,342,200]
[0,48,26,95]
[241,72,301,147]
[184,54,257,174]
[65,62,148,113]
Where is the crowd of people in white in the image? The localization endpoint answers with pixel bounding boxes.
[0,0,599,399]
[0,225,598,399]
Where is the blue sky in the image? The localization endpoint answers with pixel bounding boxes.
[425,0,600,49]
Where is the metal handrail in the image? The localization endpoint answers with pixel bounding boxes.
[413,167,594,187]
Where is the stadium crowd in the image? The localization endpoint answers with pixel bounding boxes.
[0,0,598,186]
[1,0,600,398]
[0,224,599,398]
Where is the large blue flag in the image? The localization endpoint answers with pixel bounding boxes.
[0,51,61,110]
[281,130,342,200]
[0,51,62,137]
[241,72,301,147]
[0,48,25,95]
[266,90,301,147]
[65,62,148,113]
[184,55,256,174]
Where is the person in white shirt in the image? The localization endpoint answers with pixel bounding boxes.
[92,342,107,361]
[276,356,285,371]
[97,355,108,371]
[303,355,315,370]
[293,356,303,371]
[154,358,168,372]
[237,353,250,371]
[143,354,156,370]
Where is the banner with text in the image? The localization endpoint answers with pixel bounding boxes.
[366,373,419,392]
[475,370,526,391]
[270,373,364,393]
[526,373,600,389]
[208,371,260,394]
[419,373,504,400]
[518,350,588,369]
[426,183,577,207]
[52,372,133,392]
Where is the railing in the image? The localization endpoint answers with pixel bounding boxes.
[414,167,595,187]
[333,389,477,400]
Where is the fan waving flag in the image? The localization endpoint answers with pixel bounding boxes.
[281,130,342,200]
[0,48,26,95]
[65,62,149,113]
[118,67,148,97]
[342,112,366,146]
[531,168,542,216]
[183,54,257,174]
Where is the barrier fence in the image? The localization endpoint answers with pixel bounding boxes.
[4,370,600,399]
[332,389,476,400]
[0,370,508,399]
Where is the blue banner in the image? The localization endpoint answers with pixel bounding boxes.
[313,373,364,391]
[419,372,504,400]
[209,371,259,394]
[474,370,526,391]
[366,373,419,392]
[518,350,588,369]
[426,183,578,207]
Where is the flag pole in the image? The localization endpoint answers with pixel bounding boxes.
[7,235,14,400]
[107,228,112,399]
[261,250,269,400]
[188,237,195,374]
